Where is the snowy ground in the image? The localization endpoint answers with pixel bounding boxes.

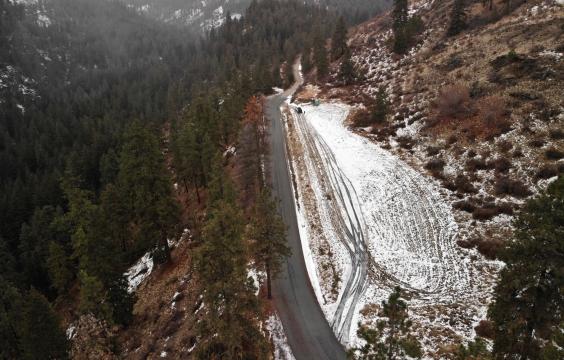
[266,313,296,360]
[285,102,501,355]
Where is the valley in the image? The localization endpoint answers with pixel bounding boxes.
[1,0,562,359]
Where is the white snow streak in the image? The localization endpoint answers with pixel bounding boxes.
[266,313,296,360]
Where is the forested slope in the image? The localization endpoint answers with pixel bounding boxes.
[0,0,347,358]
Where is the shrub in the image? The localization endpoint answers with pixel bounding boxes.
[396,136,414,150]
[528,139,545,148]
[549,128,564,140]
[476,237,503,259]
[466,157,491,172]
[545,148,564,161]
[455,174,477,194]
[495,177,531,198]
[473,206,499,221]
[475,320,495,339]
[497,202,515,215]
[442,178,457,192]
[354,110,373,127]
[426,146,441,156]
[425,158,446,172]
[453,200,476,213]
[498,140,513,152]
[437,84,471,118]
[512,147,524,158]
[457,238,475,249]
[478,95,507,126]
[492,157,511,173]
[536,165,558,180]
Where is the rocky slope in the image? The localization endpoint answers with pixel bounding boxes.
[314,0,564,261]
[294,0,563,357]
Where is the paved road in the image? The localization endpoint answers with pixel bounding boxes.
[266,65,346,360]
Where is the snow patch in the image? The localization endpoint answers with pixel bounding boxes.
[266,313,295,360]
[124,252,154,293]
[66,324,76,340]
[287,101,499,351]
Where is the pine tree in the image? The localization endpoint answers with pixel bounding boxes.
[18,206,59,293]
[78,270,112,321]
[47,241,74,294]
[62,175,117,285]
[195,162,268,359]
[302,44,313,74]
[0,278,23,359]
[488,176,564,358]
[447,0,467,37]
[0,238,17,284]
[392,0,409,54]
[393,0,409,31]
[107,275,135,326]
[372,86,390,124]
[455,337,491,359]
[20,289,69,360]
[338,45,356,85]
[237,96,268,209]
[313,30,329,79]
[247,188,291,299]
[349,287,422,359]
[331,16,348,60]
[114,122,179,261]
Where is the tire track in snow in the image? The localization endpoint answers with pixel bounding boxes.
[293,110,370,343]
[290,103,470,344]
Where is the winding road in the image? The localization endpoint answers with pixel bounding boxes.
[267,65,347,360]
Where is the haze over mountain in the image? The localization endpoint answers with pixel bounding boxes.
[122,0,392,30]
[1,1,562,359]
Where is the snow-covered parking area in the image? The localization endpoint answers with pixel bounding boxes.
[285,102,500,354]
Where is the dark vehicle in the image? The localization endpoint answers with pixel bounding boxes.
[297,107,303,114]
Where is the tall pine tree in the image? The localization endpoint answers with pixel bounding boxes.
[195,156,268,359]
[313,29,329,79]
[338,45,356,85]
[19,289,69,360]
[349,287,422,359]
[447,0,467,37]
[372,86,390,124]
[331,16,348,60]
[488,176,564,359]
[247,188,291,299]
[392,0,409,54]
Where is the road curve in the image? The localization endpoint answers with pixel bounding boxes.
[266,65,347,360]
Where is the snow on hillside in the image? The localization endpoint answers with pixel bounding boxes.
[123,0,250,31]
[285,101,501,354]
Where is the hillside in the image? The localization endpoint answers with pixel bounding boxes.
[122,0,251,31]
[290,0,563,357]
[122,0,393,31]
[1,0,562,359]
[315,0,563,259]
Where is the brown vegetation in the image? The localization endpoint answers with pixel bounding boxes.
[437,83,471,119]
[494,177,531,198]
